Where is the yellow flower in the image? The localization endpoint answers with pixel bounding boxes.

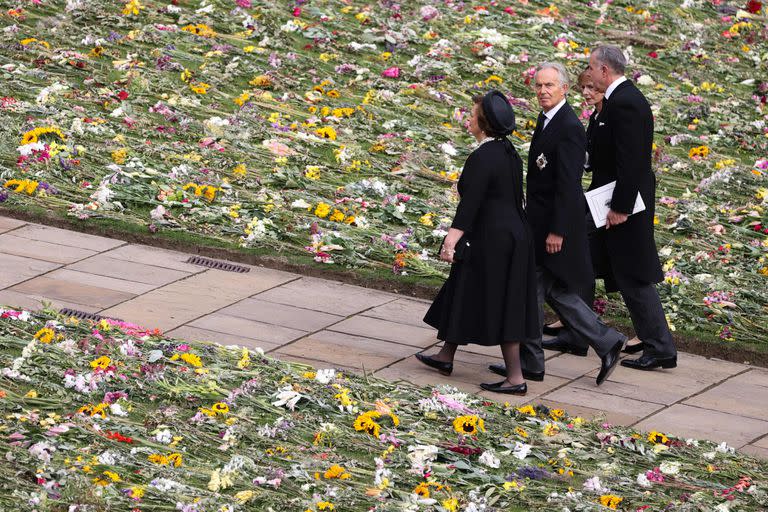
[25,389,38,398]
[514,426,529,438]
[329,209,345,222]
[249,75,273,88]
[688,145,710,159]
[304,166,321,180]
[326,89,341,98]
[180,68,192,82]
[20,126,66,146]
[442,498,459,511]
[516,405,537,416]
[549,408,565,420]
[234,490,255,504]
[181,24,217,38]
[317,502,335,511]
[599,494,623,509]
[111,148,127,164]
[484,75,503,85]
[129,486,145,499]
[189,82,211,95]
[315,126,337,140]
[234,91,251,106]
[122,0,143,16]
[542,423,560,436]
[103,470,121,482]
[314,202,331,218]
[413,482,431,498]
[90,356,112,370]
[647,430,669,445]
[452,415,485,436]
[354,411,382,437]
[212,402,229,415]
[180,352,202,368]
[33,327,55,344]
[324,464,351,480]
[419,213,434,226]
[167,453,183,467]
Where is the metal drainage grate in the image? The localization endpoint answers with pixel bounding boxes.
[59,308,122,323]
[186,256,250,273]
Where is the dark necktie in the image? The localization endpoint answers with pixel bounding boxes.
[533,111,546,140]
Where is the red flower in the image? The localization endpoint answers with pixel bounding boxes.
[647,51,658,58]
[118,90,129,101]
[746,0,762,13]
[106,431,134,444]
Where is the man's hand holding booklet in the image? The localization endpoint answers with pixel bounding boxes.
[584,181,646,228]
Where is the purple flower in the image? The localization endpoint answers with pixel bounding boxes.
[0,189,8,203]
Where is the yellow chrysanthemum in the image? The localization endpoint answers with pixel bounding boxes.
[180,353,202,367]
[314,202,331,218]
[599,494,623,509]
[324,464,351,480]
[90,356,112,370]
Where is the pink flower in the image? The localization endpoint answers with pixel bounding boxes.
[382,67,400,78]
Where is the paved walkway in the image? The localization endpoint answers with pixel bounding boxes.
[1,215,767,458]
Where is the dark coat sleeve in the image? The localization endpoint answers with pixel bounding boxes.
[550,122,586,237]
[610,100,647,213]
[451,151,492,231]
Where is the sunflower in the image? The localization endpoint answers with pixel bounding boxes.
[211,402,229,415]
[452,415,485,436]
[33,327,55,344]
[647,430,669,445]
[599,495,623,509]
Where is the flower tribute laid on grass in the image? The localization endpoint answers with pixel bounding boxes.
[1,308,767,511]
[0,0,766,348]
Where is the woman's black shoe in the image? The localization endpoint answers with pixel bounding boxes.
[622,342,645,354]
[415,353,453,376]
[542,324,562,336]
[480,381,527,395]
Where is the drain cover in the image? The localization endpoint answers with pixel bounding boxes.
[186,256,250,273]
[59,308,122,323]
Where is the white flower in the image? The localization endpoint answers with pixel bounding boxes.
[512,441,532,460]
[150,205,167,222]
[478,450,500,468]
[155,429,173,444]
[98,451,118,465]
[636,473,652,488]
[110,403,128,417]
[715,442,735,454]
[536,153,548,170]
[29,442,55,463]
[583,476,608,493]
[637,74,655,86]
[314,369,336,384]
[440,142,457,156]
[290,199,312,209]
[272,385,303,410]
[659,461,681,475]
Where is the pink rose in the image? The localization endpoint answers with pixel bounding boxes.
[382,67,400,78]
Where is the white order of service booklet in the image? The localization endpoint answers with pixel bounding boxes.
[584,181,646,228]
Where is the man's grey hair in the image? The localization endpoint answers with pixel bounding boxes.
[591,45,627,74]
[535,62,570,89]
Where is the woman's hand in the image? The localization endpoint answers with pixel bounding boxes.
[440,228,464,263]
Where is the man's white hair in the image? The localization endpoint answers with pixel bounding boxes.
[535,62,570,89]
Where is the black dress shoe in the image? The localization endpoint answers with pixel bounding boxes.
[543,324,563,336]
[415,353,453,376]
[541,338,588,357]
[621,354,677,371]
[622,342,645,354]
[596,339,624,385]
[488,364,544,382]
[480,381,528,395]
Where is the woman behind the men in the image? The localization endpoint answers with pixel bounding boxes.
[416,90,539,395]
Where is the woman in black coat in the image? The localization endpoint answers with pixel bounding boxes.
[418,91,539,395]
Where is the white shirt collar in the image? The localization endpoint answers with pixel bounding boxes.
[604,76,627,99]
[543,97,567,121]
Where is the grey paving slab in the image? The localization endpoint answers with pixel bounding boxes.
[14,224,124,252]
[0,253,61,288]
[271,353,361,375]
[189,313,306,346]
[10,276,137,310]
[545,353,603,380]
[755,436,768,449]
[0,289,100,314]
[328,315,439,348]
[46,269,158,295]
[634,404,768,448]
[541,384,666,423]
[101,268,297,330]
[165,325,285,352]
[741,444,768,459]
[361,298,431,327]
[0,216,26,233]
[0,233,98,264]
[274,330,414,371]
[219,298,343,332]
[101,244,209,273]
[256,276,395,316]
[535,399,641,426]
[683,369,768,421]
[584,352,750,405]
[67,254,190,286]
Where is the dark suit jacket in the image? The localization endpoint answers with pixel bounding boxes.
[589,79,663,289]
[526,101,593,289]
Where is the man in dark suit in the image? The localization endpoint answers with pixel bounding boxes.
[489,62,626,386]
[585,45,677,371]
